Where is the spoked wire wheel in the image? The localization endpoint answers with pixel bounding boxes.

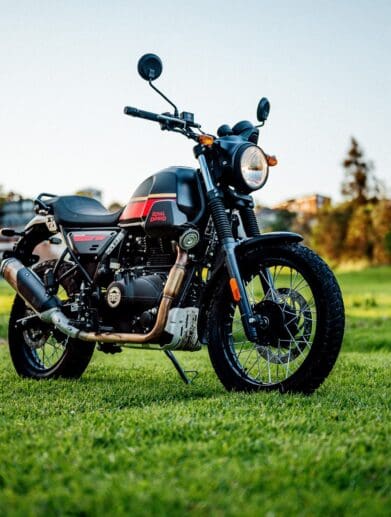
[21,281,69,371]
[207,244,345,393]
[8,260,95,379]
[230,263,317,386]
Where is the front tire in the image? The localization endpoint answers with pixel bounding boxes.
[207,243,344,394]
[8,260,95,379]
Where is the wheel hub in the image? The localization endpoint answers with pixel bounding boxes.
[253,299,295,346]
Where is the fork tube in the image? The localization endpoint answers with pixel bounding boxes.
[240,205,277,300]
[198,153,257,341]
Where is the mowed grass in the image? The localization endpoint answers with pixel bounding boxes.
[0,266,390,516]
[338,266,391,352]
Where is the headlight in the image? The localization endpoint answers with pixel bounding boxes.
[231,145,269,193]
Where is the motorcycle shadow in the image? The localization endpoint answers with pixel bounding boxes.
[76,355,226,408]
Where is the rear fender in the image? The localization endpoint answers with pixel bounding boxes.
[197,231,303,343]
[11,218,64,266]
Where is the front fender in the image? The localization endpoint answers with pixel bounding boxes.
[197,231,303,343]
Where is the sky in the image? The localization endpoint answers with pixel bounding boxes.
[0,0,390,208]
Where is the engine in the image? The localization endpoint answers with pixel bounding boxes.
[105,272,165,331]
[106,274,165,311]
[84,234,201,351]
[101,236,175,333]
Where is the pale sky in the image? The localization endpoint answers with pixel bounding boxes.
[0,0,390,207]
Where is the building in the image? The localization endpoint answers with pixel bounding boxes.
[0,199,36,253]
[255,207,279,231]
[75,188,102,202]
[273,194,331,216]
[0,198,35,230]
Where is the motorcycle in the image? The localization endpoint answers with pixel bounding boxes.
[0,54,344,393]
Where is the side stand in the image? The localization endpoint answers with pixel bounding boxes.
[164,350,198,384]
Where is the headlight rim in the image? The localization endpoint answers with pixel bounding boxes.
[232,143,269,193]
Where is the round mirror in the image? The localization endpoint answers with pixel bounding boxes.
[257,97,270,123]
[137,53,163,81]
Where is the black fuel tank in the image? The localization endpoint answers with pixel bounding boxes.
[119,167,206,236]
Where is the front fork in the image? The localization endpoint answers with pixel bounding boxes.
[240,205,277,300]
[198,153,258,341]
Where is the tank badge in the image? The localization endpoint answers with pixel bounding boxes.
[150,211,167,223]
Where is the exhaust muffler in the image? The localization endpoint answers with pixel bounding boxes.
[0,248,188,347]
[1,257,60,313]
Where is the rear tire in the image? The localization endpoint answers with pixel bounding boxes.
[8,260,95,379]
[207,243,344,394]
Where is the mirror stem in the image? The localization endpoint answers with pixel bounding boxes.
[149,80,179,117]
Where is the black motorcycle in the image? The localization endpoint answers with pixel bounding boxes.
[0,54,344,393]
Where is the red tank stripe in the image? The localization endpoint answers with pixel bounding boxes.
[120,197,175,221]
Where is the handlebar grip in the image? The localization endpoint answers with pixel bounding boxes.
[123,106,160,122]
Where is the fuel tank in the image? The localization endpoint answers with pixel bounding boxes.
[119,166,206,236]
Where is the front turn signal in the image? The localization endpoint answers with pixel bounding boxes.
[198,134,215,146]
[266,154,278,166]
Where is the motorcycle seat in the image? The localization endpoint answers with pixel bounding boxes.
[46,196,122,227]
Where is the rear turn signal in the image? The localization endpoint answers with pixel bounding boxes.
[266,154,278,166]
[229,278,241,302]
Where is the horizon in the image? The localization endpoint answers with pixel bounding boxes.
[0,1,390,207]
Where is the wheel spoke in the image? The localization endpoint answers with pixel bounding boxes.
[227,257,316,386]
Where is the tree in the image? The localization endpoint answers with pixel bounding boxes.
[311,202,353,263]
[344,204,374,261]
[0,185,5,207]
[108,201,123,213]
[0,186,22,207]
[371,200,391,264]
[269,210,296,232]
[341,137,383,204]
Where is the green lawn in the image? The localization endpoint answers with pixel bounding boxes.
[0,267,390,516]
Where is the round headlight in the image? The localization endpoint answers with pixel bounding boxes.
[239,145,269,191]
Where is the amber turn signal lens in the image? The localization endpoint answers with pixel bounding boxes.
[198,134,214,146]
[229,278,241,302]
[266,154,278,166]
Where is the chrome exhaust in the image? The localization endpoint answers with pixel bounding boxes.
[1,248,188,347]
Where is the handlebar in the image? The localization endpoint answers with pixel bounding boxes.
[123,106,201,130]
[123,106,160,122]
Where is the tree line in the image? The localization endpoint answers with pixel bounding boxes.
[1,138,390,265]
[304,138,390,265]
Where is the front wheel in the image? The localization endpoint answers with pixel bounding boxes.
[207,243,345,394]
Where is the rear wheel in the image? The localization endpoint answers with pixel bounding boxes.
[8,260,95,379]
[207,244,344,394]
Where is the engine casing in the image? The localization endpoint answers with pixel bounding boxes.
[106,273,165,312]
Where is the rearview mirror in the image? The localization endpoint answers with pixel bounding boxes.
[257,97,270,123]
[137,54,163,82]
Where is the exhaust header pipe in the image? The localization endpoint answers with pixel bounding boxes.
[1,248,188,347]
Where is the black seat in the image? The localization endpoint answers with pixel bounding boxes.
[46,196,122,227]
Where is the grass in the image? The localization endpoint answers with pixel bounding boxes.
[0,266,390,516]
[338,266,391,352]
